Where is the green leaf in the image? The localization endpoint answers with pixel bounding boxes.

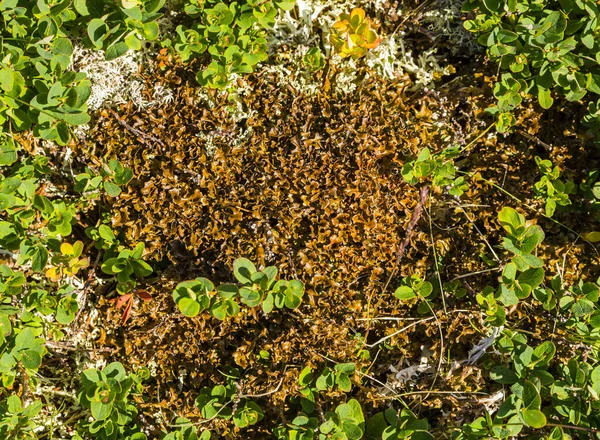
[0,139,19,166]
[336,372,352,392]
[522,380,541,409]
[31,246,49,272]
[571,298,595,317]
[535,11,567,45]
[482,0,500,13]
[103,181,121,197]
[582,33,594,49]
[233,258,256,284]
[587,73,600,95]
[284,280,304,309]
[105,42,129,61]
[532,341,555,367]
[217,284,238,299]
[142,21,159,40]
[538,87,553,109]
[496,29,518,43]
[520,226,544,253]
[498,207,523,233]
[503,262,517,280]
[263,266,277,283]
[131,242,145,260]
[131,260,152,277]
[125,32,143,51]
[0,68,14,92]
[520,409,546,428]
[239,286,262,307]
[7,395,21,413]
[56,296,78,324]
[490,366,519,384]
[20,349,42,369]
[262,293,274,313]
[98,225,116,241]
[91,400,113,420]
[394,286,415,300]
[87,19,110,49]
[517,267,544,288]
[74,0,91,15]
[178,297,201,317]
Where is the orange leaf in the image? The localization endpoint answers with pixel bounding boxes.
[115,293,133,310]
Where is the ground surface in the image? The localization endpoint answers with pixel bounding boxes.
[29,0,600,437]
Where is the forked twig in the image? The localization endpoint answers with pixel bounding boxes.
[365,186,430,330]
[108,108,165,147]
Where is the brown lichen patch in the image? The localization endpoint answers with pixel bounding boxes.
[71,52,600,436]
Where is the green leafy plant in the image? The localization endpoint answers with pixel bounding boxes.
[166,0,295,89]
[291,363,357,417]
[273,414,319,440]
[0,327,45,388]
[330,8,381,59]
[275,399,365,440]
[303,47,325,71]
[79,0,165,57]
[559,279,600,321]
[402,147,468,196]
[87,223,120,251]
[162,418,211,440]
[0,0,166,146]
[366,408,433,439]
[195,382,236,421]
[173,257,304,318]
[497,206,544,271]
[463,0,600,134]
[533,156,575,217]
[233,400,264,428]
[76,362,148,440]
[394,274,434,301]
[45,240,90,282]
[468,329,600,437]
[315,363,357,393]
[194,371,263,429]
[0,395,42,440]
[477,285,507,326]
[474,207,546,326]
[75,159,133,198]
[234,258,304,312]
[101,242,153,295]
[319,399,365,440]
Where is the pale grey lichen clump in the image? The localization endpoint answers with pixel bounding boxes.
[70,46,174,112]
[420,0,479,56]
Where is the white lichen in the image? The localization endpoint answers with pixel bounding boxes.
[70,46,174,112]
[267,0,456,92]
[70,46,146,111]
[420,0,479,56]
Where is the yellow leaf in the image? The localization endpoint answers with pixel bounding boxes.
[583,232,600,242]
[46,267,61,282]
[60,242,73,255]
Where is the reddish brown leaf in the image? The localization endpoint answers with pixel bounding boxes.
[136,289,152,301]
[115,293,133,310]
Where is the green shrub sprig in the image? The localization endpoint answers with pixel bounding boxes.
[463,0,600,134]
[173,257,305,319]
